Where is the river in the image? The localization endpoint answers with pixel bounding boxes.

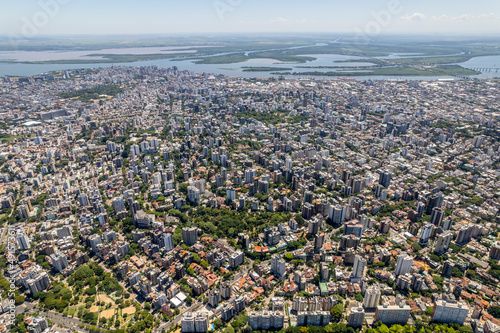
[0,46,499,80]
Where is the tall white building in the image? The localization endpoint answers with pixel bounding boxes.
[229,250,244,269]
[431,300,469,325]
[50,251,68,272]
[419,223,434,246]
[226,187,236,201]
[248,311,285,330]
[395,254,413,277]
[271,254,286,278]
[187,186,201,205]
[112,196,125,213]
[435,231,453,255]
[352,255,366,279]
[375,301,412,325]
[163,233,174,252]
[181,312,209,333]
[363,286,381,309]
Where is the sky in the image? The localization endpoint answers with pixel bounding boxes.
[1,0,500,37]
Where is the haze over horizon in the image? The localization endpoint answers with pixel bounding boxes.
[1,0,500,37]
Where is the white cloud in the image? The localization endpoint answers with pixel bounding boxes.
[401,13,426,21]
[451,14,474,21]
[399,12,497,24]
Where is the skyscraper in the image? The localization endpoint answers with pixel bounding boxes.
[395,254,413,276]
[431,300,469,325]
[419,223,434,247]
[352,255,366,279]
[163,233,174,252]
[182,227,198,246]
[435,231,452,255]
[348,307,365,328]
[430,207,445,227]
[363,287,381,309]
[271,254,286,278]
[378,170,391,188]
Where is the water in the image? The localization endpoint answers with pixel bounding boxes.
[0,46,202,62]
[0,46,499,80]
[459,56,500,79]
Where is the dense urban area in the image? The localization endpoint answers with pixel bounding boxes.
[0,66,499,333]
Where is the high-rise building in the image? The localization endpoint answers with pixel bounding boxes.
[229,250,244,269]
[455,225,475,245]
[50,251,69,272]
[442,218,453,231]
[490,242,500,260]
[226,187,236,202]
[472,136,483,148]
[182,227,198,246]
[426,194,440,215]
[378,170,392,188]
[348,307,365,328]
[363,287,381,309]
[271,254,286,278]
[430,207,445,227]
[419,223,434,247]
[208,289,221,308]
[296,311,331,327]
[163,233,174,252]
[431,300,469,325]
[27,317,49,333]
[248,311,285,330]
[314,232,325,249]
[181,312,209,333]
[352,255,366,279]
[375,301,411,325]
[332,205,345,225]
[320,262,330,282]
[16,231,30,251]
[308,217,322,234]
[435,231,453,255]
[344,221,364,238]
[88,234,102,253]
[112,196,125,214]
[79,192,89,207]
[220,282,232,299]
[303,203,314,220]
[17,205,29,219]
[395,254,413,276]
[187,186,201,205]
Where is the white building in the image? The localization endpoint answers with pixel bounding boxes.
[352,255,366,279]
[363,286,381,309]
[375,301,411,325]
[181,312,209,333]
[395,254,413,276]
[431,300,469,325]
[271,254,286,278]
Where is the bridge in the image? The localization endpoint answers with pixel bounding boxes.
[470,68,499,72]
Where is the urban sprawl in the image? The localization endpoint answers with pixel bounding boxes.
[0,66,499,333]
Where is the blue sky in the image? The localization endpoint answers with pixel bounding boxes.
[1,0,500,36]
